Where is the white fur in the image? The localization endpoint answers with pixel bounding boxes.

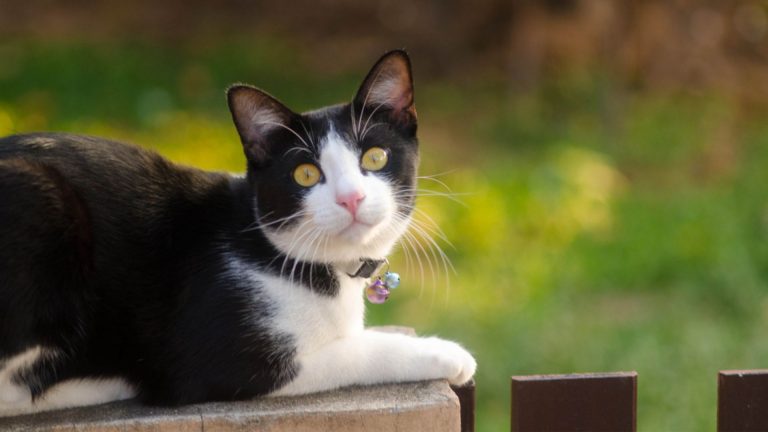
[273,331,476,396]
[0,346,42,411]
[227,257,476,397]
[30,379,135,412]
[0,346,136,416]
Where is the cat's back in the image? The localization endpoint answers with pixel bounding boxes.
[1,132,185,185]
[0,132,122,155]
[0,132,235,273]
[0,132,229,211]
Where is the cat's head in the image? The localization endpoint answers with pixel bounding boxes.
[228,50,418,264]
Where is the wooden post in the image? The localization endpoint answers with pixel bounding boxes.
[718,370,768,431]
[452,380,476,432]
[511,372,637,432]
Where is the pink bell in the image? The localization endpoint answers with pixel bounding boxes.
[365,279,390,304]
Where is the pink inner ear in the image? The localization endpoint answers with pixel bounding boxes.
[228,85,295,143]
[391,90,415,115]
[369,69,414,116]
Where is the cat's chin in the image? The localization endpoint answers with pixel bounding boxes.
[313,224,397,264]
[336,220,377,243]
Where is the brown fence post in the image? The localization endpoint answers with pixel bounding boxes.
[452,380,476,432]
[511,371,637,432]
[718,370,768,432]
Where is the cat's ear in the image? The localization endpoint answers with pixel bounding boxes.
[354,50,417,128]
[227,84,295,163]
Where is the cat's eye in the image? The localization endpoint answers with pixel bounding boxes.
[293,163,321,187]
[361,147,388,171]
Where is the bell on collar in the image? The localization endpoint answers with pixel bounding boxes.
[383,272,400,289]
[366,271,401,304]
[366,278,390,304]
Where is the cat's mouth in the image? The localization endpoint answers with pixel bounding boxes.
[336,220,377,242]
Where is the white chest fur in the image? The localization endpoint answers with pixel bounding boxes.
[261,274,365,354]
[231,257,366,356]
[229,256,476,397]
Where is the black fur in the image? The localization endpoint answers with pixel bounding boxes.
[0,133,298,403]
[0,50,419,407]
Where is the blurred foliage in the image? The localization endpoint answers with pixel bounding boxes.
[2,39,768,432]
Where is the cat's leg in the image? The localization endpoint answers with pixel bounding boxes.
[25,378,136,414]
[0,346,42,416]
[0,346,136,416]
[271,330,476,396]
[0,379,135,417]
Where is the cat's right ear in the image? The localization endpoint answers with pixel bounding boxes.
[227,84,294,164]
[354,50,417,130]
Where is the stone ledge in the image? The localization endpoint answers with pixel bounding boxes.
[0,380,460,432]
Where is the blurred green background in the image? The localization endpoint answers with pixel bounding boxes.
[2,1,768,430]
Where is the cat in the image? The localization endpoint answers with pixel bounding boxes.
[0,50,476,416]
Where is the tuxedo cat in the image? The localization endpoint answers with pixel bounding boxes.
[0,50,476,416]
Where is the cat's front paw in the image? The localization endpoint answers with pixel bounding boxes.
[419,337,477,386]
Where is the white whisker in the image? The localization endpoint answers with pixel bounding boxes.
[410,208,454,246]
[306,230,325,292]
[257,120,311,150]
[392,187,469,207]
[251,210,310,232]
[278,218,315,278]
[416,171,459,191]
[285,146,313,157]
[350,102,360,142]
[357,67,386,139]
[297,120,317,153]
[409,219,454,276]
[399,228,426,298]
[360,122,386,142]
[360,101,388,141]
[290,227,321,285]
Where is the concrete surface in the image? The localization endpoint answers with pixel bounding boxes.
[0,380,460,432]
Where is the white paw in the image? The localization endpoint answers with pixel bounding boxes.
[418,337,477,386]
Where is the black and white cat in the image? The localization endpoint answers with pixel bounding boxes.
[0,50,475,416]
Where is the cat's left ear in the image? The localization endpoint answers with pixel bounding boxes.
[227,84,296,164]
[354,50,417,129]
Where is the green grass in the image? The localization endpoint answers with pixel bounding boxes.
[2,41,767,431]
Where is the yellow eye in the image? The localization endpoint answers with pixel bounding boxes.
[361,147,388,171]
[293,163,321,187]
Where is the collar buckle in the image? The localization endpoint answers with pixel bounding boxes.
[347,258,387,278]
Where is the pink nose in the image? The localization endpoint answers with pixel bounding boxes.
[336,190,366,216]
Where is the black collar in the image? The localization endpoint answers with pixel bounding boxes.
[345,258,387,279]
